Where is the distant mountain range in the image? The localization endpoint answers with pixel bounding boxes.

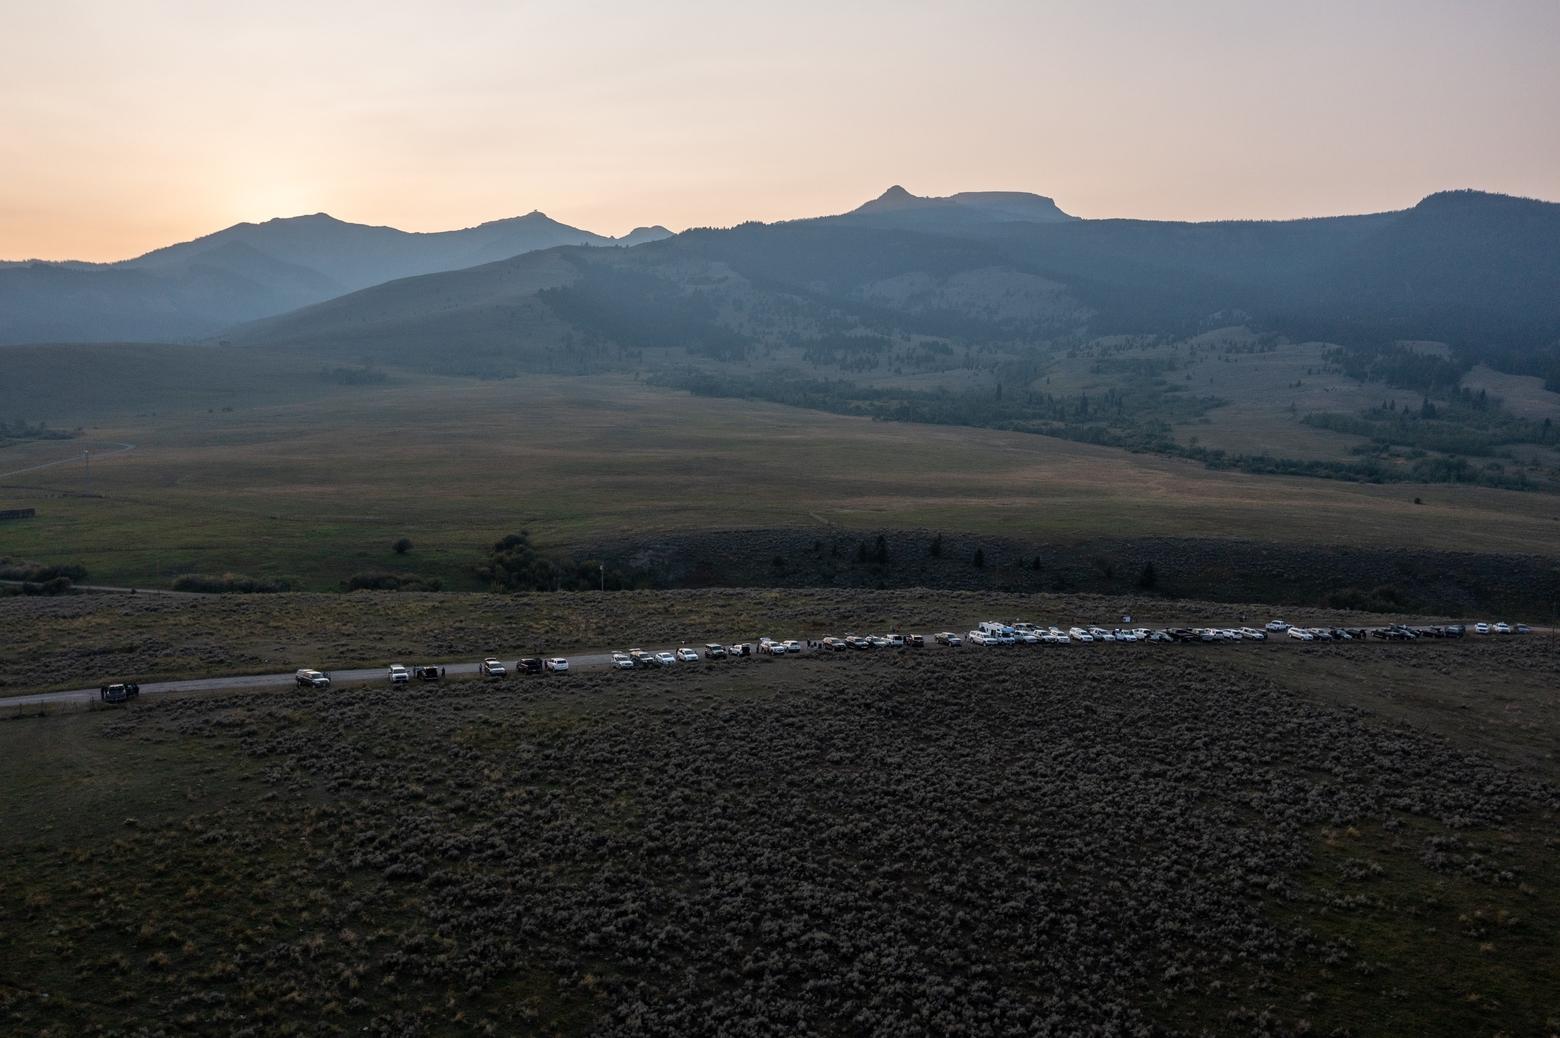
[0,212,672,343]
[4,187,1559,392]
[226,187,1560,388]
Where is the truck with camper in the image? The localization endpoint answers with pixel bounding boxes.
[99,682,141,704]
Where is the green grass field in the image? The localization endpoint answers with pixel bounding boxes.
[5,372,1560,592]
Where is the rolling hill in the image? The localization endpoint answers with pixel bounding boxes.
[0,212,671,345]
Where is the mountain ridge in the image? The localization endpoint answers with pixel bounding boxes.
[4,187,1557,349]
[0,209,674,343]
[228,187,1560,389]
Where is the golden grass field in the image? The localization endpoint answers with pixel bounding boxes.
[4,373,1559,590]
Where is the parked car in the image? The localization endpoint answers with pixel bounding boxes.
[295,668,331,689]
[728,643,750,657]
[479,658,507,677]
[867,636,890,649]
[611,653,635,670]
[703,643,727,658]
[1494,622,1513,635]
[885,634,906,648]
[387,664,410,685]
[783,640,802,653]
[1288,627,1314,641]
[413,665,442,681]
[1474,622,1491,635]
[906,633,925,647]
[1265,620,1290,632]
[820,637,847,651]
[655,651,678,666]
[933,632,959,646]
[1016,631,1040,644]
[99,681,140,704]
[967,631,991,645]
[676,647,700,662]
[544,657,569,673]
[1239,628,1267,640]
[516,657,544,674]
[1515,623,1532,635]
[1068,627,1094,643]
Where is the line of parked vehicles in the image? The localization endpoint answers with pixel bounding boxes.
[96,616,1524,699]
[280,619,1532,691]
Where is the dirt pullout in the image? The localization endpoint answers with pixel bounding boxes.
[589,528,1560,616]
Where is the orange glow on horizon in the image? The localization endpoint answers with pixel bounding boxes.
[3,0,1558,262]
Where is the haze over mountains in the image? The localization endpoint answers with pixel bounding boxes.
[3,186,1559,396]
[222,187,1560,390]
[0,211,672,343]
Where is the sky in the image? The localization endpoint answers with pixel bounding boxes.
[2,0,1558,261]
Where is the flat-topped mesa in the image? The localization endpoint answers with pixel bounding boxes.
[848,185,1077,222]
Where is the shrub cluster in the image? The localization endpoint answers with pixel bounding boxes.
[170,572,289,593]
[345,571,442,592]
[0,557,86,583]
[477,531,643,591]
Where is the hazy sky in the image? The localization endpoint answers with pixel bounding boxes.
[3,0,1558,261]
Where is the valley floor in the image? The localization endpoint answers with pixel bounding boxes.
[2,374,1558,594]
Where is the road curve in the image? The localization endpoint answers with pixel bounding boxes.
[0,580,194,596]
[0,441,136,480]
[1,646,706,708]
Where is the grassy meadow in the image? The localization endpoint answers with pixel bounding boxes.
[4,368,1560,592]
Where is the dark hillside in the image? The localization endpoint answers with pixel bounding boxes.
[229,190,1560,373]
